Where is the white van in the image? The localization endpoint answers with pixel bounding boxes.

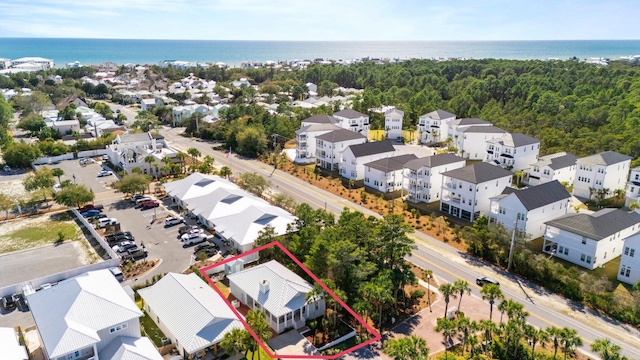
[97,218,119,228]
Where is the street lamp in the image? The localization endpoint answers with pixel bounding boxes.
[72,174,76,184]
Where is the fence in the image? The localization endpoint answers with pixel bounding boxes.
[32,149,108,166]
[316,321,357,351]
[71,207,120,259]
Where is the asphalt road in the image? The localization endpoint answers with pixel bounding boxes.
[160,127,640,359]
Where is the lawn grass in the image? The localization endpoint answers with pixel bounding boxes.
[140,311,166,347]
[242,346,272,359]
[0,212,82,254]
[215,281,230,297]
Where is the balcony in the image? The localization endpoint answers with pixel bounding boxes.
[500,153,514,159]
[443,182,458,190]
[443,195,461,203]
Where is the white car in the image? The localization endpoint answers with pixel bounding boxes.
[165,216,184,226]
[112,240,135,252]
[97,218,119,228]
[181,233,206,245]
[79,158,95,165]
[183,227,204,236]
[98,170,113,177]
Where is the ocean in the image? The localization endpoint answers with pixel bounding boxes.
[0,38,639,67]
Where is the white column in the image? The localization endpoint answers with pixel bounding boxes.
[93,344,99,360]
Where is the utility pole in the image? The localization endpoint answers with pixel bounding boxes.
[507,217,519,272]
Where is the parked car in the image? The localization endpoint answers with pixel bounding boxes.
[178,225,194,235]
[195,247,219,259]
[2,295,17,311]
[3,165,11,173]
[105,231,134,244]
[78,204,104,212]
[121,247,148,262]
[140,199,160,209]
[181,233,207,246]
[97,218,119,228]
[109,267,124,282]
[193,242,217,255]
[476,277,500,287]
[131,194,151,203]
[81,209,101,217]
[88,213,108,221]
[97,170,113,177]
[102,154,109,161]
[79,158,95,165]
[178,227,204,239]
[112,240,136,253]
[165,216,184,227]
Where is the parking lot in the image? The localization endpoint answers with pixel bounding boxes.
[35,157,118,198]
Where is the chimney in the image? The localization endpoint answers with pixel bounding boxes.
[259,280,270,294]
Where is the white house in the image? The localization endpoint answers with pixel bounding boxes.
[573,151,633,200]
[340,140,395,181]
[403,153,466,204]
[384,108,404,140]
[625,167,640,208]
[140,98,156,111]
[227,260,325,334]
[315,129,367,171]
[172,104,214,125]
[11,57,54,70]
[447,117,493,142]
[456,125,507,160]
[106,132,179,175]
[542,208,640,269]
[489,181,571,239]
[0,327,28,360]
[440,162,513,222]
[485,133,540,172]
[47,119,81,135]
[333,109,370,136]
[527,152,578,186]
[618,232,640,285]
[417,110,456,144]
[27,269,161,360]
[138,273,245,359]
[295,123,340,163]
[364,154,418,193]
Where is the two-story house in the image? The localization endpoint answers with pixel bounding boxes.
[105,132,179,175]
[488,181,571,239]
[364,154,418,193]
[385,108,404,140]
[527,152,578,186]
[447,118,492,143]
[573,151,632,200]
[295,123,340,163]
[340,141,395,181]
[456,125,507,160]
[333,109,370,137]
[485,133,540,172]
[542,208,640,269]
[625,167,640,208]
[618,232,640,285]
[417,110,457,144]
[27,269,161,360]
[315,129,367,171]
[403,153,466,204]
[440,162,513,222]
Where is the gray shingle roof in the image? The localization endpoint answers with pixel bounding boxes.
[118,132,152,143]
[403,153,465,171]
[441,162,513,184]
[578,151,633,166]
[462,125,507,134]
[487,133,540,147]
[348,140,395,158]
[532,152,578,170]
[295,123,340,135]
[301,114,337,124]
[333,109,367,119]
[545,208,640,241]
[365,154,418,173]
[455,118,491,126]
[499,181,571,211]
[316,129,367,143]
[421,109,456,120]
[385,108,404,117]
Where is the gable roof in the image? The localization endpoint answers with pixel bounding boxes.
[347,140,395,158]
[300,114,337,124]
[385,108,404,117]
[117,132,152,143]
[578,151,633,166]
[333,109,367,119]
[421,109,456,120]
[227,260,313,317]
[365,154,418,173]
[98,336,162,360]
[295,123,340,135]
[487,133,539,147]
[163,173,236,202]
[497,181,570,210]
[213,205,296,246]
[0,327,28,360]
[545,208,640,240]
[138,273,244,354]
[403,153,465,171]
[441,162,513,184]
[453,118,491,126]
[316,129,367,143]
[532,152,578,170]
[27,270,142,359]
[462,125,507,134]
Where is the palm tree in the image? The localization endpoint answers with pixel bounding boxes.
[524,325,549,360]
[203,155,215,165]
[546,326,563,360]
[505,299,527,323]
[498,299,509,323]
[435,317,458,359]
[384,335,429,360]
[144,155,155,176]
[361,274,394,331]
[175,152,187,173]
[52,168,64,184]
[479,319,498,357]
[219,165,232,179]
[480,283,503,321]
[456,316,476,355]
[220,328,248,357]
[187,147,201,164]
[439,283,457,319]
[453,279,472,312]
[614,188,625,200]
[246,310,272,360]
[352,300,372,334]
[560,327,582,360]
[591,338,626,360]
[630,201,639,212]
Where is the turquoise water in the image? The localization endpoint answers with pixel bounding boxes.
[0,38,639,67]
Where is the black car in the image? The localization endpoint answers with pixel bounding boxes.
[195,247,219,259]
[476,277,500,287]
[178,225,194,235]
[193,243,217,255]
[121,247,148,262]
[2,294,17,311]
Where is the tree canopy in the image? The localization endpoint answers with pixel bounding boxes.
[55,184,95,208]
[113,173,150,195]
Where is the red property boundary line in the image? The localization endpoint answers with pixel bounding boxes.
[199,241,381,359]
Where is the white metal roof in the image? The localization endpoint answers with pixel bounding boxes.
[227,260,314,317]
[186,187,268,221]
[98,336,162,360]
[27,270,142,359]
[0,327,28,360]
[163,173,236,202]
[137,273,244,354]
[214,205,296,246]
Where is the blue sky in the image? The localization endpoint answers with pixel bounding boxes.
[1,0,639,40]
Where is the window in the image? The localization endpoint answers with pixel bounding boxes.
[626,267,631,277]
[625,247,629,255]
[586,256,592,264]
[558,246,564,253]
[517,213,525,221]
[564,248,569,255]
[499,207,506,214]
[632,249,635,257]
[581,254,586,262]
[543,169,550,175]
[582,237,587,245]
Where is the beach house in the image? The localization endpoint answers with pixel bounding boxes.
[340,140,395,181]
[315,129,367,171]
[403,153,466,204]
[573,151,632,200]
[625,167,640,208]
[618,233,640,285]
[384,108,404,140]
[527,152,578,186]
[364,154,418,193]
[417,110,457,144]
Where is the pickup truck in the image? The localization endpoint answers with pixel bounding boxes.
[121,247,148,262]
[140,199,160,209]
